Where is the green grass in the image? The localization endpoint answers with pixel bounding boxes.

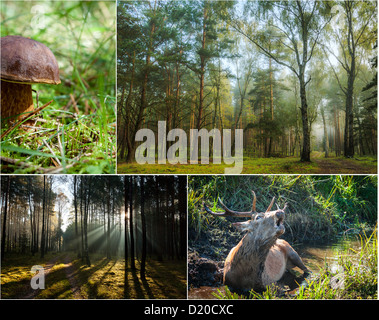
[1,1,116,174]
[0,252,64,298]
[77,257,187,299]
[295,229,377,299]
[1,251,187,299]
[117,153,376,174]
[117,157,317,174]
[36,262,74,299]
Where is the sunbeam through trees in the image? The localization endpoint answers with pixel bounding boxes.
[0,175,187,299]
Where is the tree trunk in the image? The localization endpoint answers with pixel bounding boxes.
[126,23,154,163]
[74,176,79,257]
[124,176,129,268]
[268,56,274,156]
[343,1,356,158]
[28,178,35,255]
[119,51,135,161]
[155,177,163,261]
[84,177,91,267]
[178,177,187,259]
[299,77,311,162]
[129,176,135,269]
[344,70,355,158]
[107,177,111,259]
[80,180,84,260]
[140,177,147,279]
[1,176,10,259]
[334,108,341,156]
[321,106,329,158]
[197,5,207,130]
[356,113,365,155]
[40,176,46,259]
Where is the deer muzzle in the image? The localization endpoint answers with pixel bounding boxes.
[275,210,285,235]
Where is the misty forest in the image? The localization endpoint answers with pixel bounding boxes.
[117,0,377,174]
[0,175,187,299]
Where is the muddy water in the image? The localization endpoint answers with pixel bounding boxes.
[188,236,362,299]
[299,236,362,274]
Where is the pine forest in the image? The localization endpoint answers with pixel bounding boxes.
[117,0,377,174]
[0,175,187,299]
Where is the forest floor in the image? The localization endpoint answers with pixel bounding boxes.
[117,153,377,174]
[0,252,187,299]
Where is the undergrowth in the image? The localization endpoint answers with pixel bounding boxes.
[117,154,377,174]
[1,1,116,173]
[0,252,187,299]
[189,175,377,242]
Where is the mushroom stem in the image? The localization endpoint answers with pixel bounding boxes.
[1,80,34,121]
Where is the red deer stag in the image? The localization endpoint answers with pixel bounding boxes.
[203,191,308,292]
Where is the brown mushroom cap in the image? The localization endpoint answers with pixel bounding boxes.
[1,35,60,85]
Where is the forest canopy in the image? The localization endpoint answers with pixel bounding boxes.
[117,0,377,171]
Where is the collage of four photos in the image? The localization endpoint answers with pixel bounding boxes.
[0,0,378,302]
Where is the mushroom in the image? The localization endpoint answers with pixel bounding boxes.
[1,35,60,121]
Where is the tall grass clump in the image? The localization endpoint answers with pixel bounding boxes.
[1,1,116,173]
[295,229,377,299]
[338,229,377,299]
[189,175,377,242]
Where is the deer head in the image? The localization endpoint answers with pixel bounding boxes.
[203,191,287,242]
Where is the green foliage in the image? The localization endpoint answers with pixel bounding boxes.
[1,1,116,173]
[189,175,377,241]
[296,230,377,300]
[295,270,339,299]
[340,230,378,299]
[212,286,246,300]
[117,0,377,170]
[311,175,377,228]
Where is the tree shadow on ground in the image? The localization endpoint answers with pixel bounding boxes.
[124,259,186,299]
[75,257,111,298]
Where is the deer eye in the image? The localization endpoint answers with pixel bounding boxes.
[255,214,263,220]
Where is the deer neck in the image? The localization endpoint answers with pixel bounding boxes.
[236,232,278,290]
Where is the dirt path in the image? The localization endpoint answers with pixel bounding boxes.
[22,255,62,299]
[21,254,83,299]
[63,255,83,299]
[313,157,376,174]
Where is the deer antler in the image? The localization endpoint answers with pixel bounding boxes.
[266,196,275,212]
[203,190,258,217]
